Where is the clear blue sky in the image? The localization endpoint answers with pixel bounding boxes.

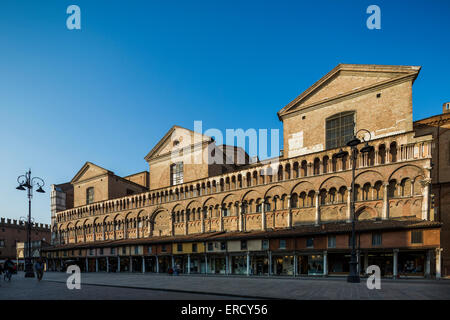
[1,0,449,224]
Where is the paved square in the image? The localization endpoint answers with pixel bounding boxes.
[1,272,449,300]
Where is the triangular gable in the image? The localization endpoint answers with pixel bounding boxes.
[144,125,213,162]
[278,64,421,119]
[70,162,113,184]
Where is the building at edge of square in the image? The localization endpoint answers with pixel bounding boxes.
[44,64,450,278]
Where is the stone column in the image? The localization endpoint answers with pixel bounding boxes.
[287,196,292,228]
[238,203,243,232]
[187,255,191,274]
[261,204,266,231]
[393,249,399,279]
[422,179,431,220]
[323,251,328,276]
[425,250,431,278]
[102,223,105,240]
[113,222,116,240]
[436,248,442,279]
[314,191,320,226]
[201,209,205,233]
[219,208,224,232]
[347,187,352,222]
[246,252,250,276]
[136,219,140,239]
[382,182,389,220]
[293,255,298,277]
[225,254,229,275]
[124,221,128,240]
[364,252,369,275]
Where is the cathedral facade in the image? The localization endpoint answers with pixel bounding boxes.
[44,64,448,278]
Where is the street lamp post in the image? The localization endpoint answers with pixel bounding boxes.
[16,169,45,278]
[335,129,374,283]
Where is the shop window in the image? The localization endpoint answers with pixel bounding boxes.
[372,233,382,246]
[411,230,423,244]
[328,236,336,248]
[177,244,183,252]
[262,240,269,250]
[240,240,247,250]
[220,241,227,251]
[279,239,286,249]
[208,242,214,251]
[192,243,198,253]
[306,238,314,248]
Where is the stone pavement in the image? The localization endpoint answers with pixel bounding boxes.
[0,273,246,300]
[7,271,447,300]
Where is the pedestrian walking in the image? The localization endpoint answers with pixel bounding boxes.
[34,258,45,281]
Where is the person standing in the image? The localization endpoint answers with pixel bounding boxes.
[34,258,45,281]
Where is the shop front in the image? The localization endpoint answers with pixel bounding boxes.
[108,256,118,272]
[119,256,130,272]
[231,255,247,275]
[144,256,157,272]
[158,255,171,273]
[328,253,349,275]
[398,251,426,277]
[206,255,227,274]
[97,257,107,272]
[251,254,269,276]
[272,255,294,276]
[131,256,142,272]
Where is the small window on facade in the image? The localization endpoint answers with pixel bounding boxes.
[170,162,184,186]
[372,233,382,246]
[86,187,94,205]
[220,241,227,251]
[264,202,271,212]
[147,246,152,254]
[240,240,247,250]
[177,244,183,252]
[306,238,314,248]
[411,230,423,244]
[208,242,213,251]
[222,207,229,217]
[192,243,198,253]
[99,248,103,255]
[78,249,82,256]
[279,239,286,249]
[0,240,5,247]
[326,111,355,149]
[256,203,262,213]
[111,248,115,254]
[328,236,336,248]
[161,244,167,252]
[90,249,94,255]
[122,247,126,254]
[262,240,269,250]
[134,246,139,254]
